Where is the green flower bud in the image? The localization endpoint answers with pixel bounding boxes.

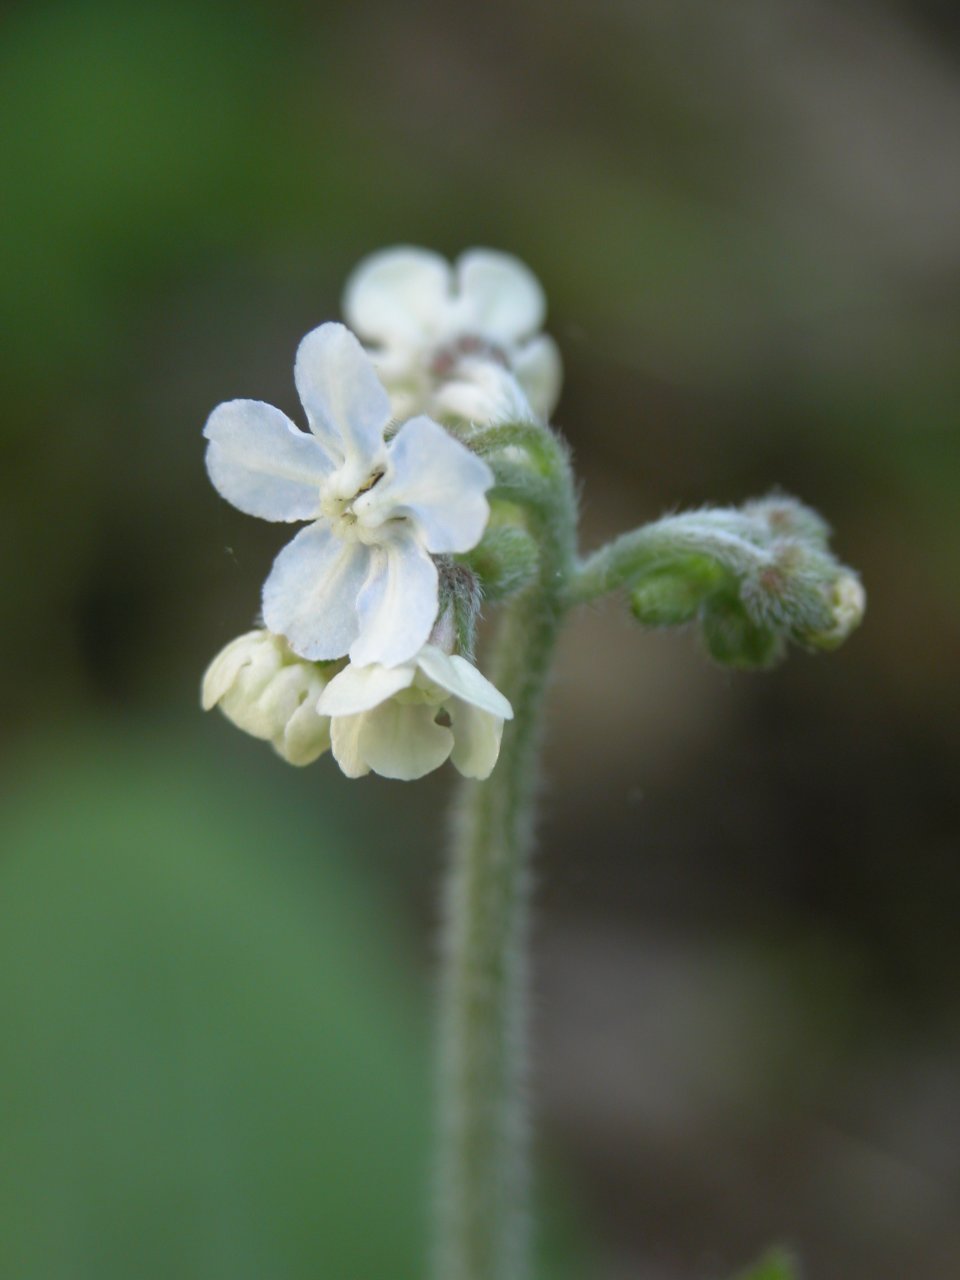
[464,523,539,601]
[738,540,839,635]
[742,495,832,549]
[629,555,727,627]
[700,590,786,670]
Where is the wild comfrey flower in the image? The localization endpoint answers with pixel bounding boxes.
[204,323,494,668]
[200,245,864,1280]
[316,645,513,781]
[343,246,562,422]
[201,630,334,766]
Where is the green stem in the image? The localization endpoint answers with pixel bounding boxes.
[433,432,576,1280]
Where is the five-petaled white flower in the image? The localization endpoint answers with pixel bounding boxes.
[202,630,333,766]
[343,246,562,423]
[204,323,494,668]
[317,645,514,782]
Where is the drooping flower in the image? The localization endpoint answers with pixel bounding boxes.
[201,630,335,766]
[204,323,494,668]
[316,645,514,781]
[343,247,562,423]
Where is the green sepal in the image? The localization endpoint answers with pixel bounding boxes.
[436,560,482,661]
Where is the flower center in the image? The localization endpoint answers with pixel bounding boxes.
[320,468,388,544]
[430,334,510,379]
[396,683,444,709]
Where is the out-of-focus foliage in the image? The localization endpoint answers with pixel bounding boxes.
[0,728,431,1279]
[734,1249,800,1280]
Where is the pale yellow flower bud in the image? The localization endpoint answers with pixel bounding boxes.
[804,573,867,650]
[202,630,333,766]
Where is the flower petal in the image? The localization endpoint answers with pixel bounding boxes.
[456,249,546,343]
[416,647,514,719]
[343,246,453,345]
[280,686,332,766]
[246,663,315,740]
[204,400,332,521]
[344,702,453,781]
[448,699,505,779]
[317,661,415,717]
[358,416,492,554]
[201,631,269,710]
[329,715,371,778]
[350,534,438,668]
[294,323,391,466]
[513,334,563,420]
[262,522,370,661]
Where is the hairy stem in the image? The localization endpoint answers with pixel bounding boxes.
[433,432,576,1280]
[567,509,773,605]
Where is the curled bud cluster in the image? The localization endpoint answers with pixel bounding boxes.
[628,497,865,669]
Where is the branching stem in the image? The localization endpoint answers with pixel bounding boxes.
[433,426,576,1280]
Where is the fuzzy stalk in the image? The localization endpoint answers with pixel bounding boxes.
[566,509,775,605]
[433,432,576,1280]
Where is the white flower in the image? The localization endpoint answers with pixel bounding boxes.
[343,247,562,423]
[317,645,513,782]
[204,323,494,668]
[201,630,334,766]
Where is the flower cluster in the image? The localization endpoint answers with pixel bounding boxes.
[202,248,559,779]
[203,631,512,781]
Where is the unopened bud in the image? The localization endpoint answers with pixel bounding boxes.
[630,555,726,627]
[701,591,786,670]
[202,630,335,765]
[742,495,831,549]
[465,524,539,601]
[800,571,866,650]
[739,540,837,634]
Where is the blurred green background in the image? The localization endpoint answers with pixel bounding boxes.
[1,2,958,1277]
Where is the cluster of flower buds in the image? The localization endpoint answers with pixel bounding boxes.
[628,496,865,668]
[202,249,561,779]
